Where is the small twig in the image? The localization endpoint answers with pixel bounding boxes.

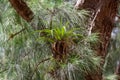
[117,14,120,18]
[116,14,120,23]
[88,8,101,36]
[7,28,26,41]
[74,0,85,9]
[30,57,51,79]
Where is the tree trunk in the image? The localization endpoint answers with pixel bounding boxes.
[9,0,33,22]
[75,0,119,80]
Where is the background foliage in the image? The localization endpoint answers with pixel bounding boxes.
[1,0,119,80]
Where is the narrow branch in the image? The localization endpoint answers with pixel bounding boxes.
[7,28,26,41]
[30,58,51,79]
[74,0,85,9]
[117,14,120,18]
[88,7,101,36]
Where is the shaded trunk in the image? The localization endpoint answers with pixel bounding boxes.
[75,0,119,80]
[9,0,34,22]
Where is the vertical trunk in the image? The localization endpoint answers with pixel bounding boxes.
[75,0,119,80]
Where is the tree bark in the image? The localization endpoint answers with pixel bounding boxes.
[9,0,34,22]
[75,0,119,80]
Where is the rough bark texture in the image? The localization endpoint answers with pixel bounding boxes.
[9,0,34,22]
[75,0,119,80]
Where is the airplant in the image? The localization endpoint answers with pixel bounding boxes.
[37,24,84,62]
[36,23,101,80]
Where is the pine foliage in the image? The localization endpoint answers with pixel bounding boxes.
[0,0,101,80]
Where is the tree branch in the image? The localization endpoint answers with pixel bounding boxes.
[7,28,26,41]
[30,58,51,79]
[9,0,34,22]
